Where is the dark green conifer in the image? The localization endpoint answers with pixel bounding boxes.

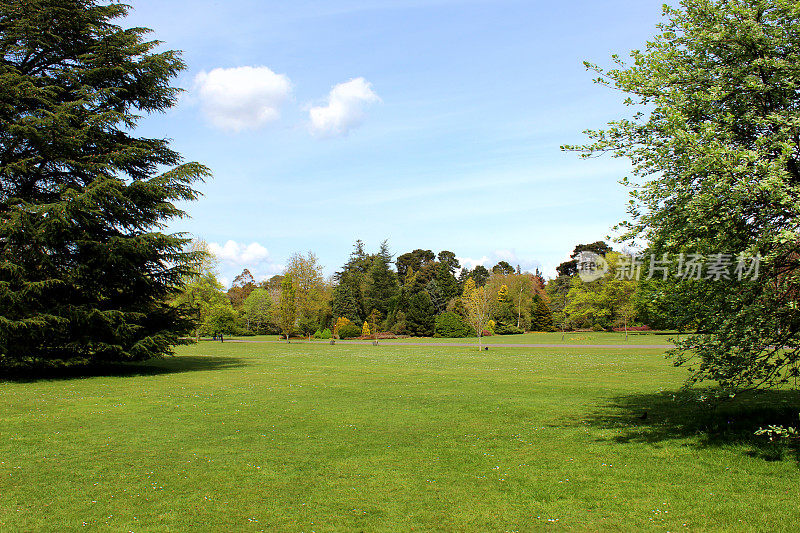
[0,0,210,366]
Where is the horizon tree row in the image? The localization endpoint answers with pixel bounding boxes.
[175,239,686,340]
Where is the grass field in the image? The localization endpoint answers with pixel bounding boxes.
[2,340,798,531]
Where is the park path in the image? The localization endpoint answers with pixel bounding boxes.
[225,339,673,349]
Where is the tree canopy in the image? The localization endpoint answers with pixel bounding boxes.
[567,0,800,391]
[0,0,209,367]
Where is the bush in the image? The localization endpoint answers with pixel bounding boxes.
[494,322,524,335]
[591,323,606,332]
[434,312,472,338]
[314,328,333,339]
[338,323,362,339]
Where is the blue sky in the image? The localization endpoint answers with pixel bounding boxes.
[125,0,666,285]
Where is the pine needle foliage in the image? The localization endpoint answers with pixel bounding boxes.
[0,0,211,367]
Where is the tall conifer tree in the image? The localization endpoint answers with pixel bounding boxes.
[0,0,210,366]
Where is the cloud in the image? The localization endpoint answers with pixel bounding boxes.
[208,240,270,265]
[194,66,292,132]
[457,256,490,270]
[309,77,380,138]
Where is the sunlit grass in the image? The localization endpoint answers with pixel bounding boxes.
[1,340,797,531]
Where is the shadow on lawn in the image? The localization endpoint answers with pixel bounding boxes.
[1,355,247,383]
[584,389,800,462]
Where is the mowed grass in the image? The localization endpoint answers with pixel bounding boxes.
[1,342,798,531]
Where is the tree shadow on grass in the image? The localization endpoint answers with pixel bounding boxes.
[583,389,800,463]
[0,355,247,383]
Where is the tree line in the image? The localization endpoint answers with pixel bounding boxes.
[178,238,683,341]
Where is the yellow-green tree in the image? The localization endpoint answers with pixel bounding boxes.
[462,278,496,351]
[285,252,328,337]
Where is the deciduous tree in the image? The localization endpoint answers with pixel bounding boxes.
[568,0,800,391]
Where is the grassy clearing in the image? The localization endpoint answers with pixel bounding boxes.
[1,341,798,531]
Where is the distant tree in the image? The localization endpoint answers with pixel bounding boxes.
[435,312,472,338]
[633,277,703,334]
[241,287,271,333]
[204,301,238,337]
[530,295,555,332]
[275,275,297,340]
[546,275,572,327]
[333,316,353,339]
[492,261,515,276]
[362,321,371,337]
[406,291,435,337]
[436,261,460,301]
[563,253,638,331]
[470,265,490,287]
[426,279,446,315]
[285,252,327,337]
[457,268,471,291]
[332,273,364,324]
[227,269,257,308]
[396,249,435,282]
[263,275,285,290]
[555,259,578,278]
[497,284,511,304]
[368,309,382,340]
[557,241,614,277]
[492,284,519,334]
[185,239,219,281]
[364,240,399,319]
[331,240,373,323]
[462,278,496,350]
[173,272,228,340]
[572,241,613,258]
[437,251,461,274]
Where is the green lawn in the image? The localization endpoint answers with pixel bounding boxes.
[1,341,798,531]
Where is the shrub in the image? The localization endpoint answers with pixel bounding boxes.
[338,323,362,339]
[313,328,333,339]
[333,317,352,338]
[434,312,472,338]
[494,322,524,335]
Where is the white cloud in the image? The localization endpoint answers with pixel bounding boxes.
[309,77,380,138]
[457,255,490,270]
[208,240,270,265]
[194,66,292,132]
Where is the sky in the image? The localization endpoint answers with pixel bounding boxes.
[124,0,668,286]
